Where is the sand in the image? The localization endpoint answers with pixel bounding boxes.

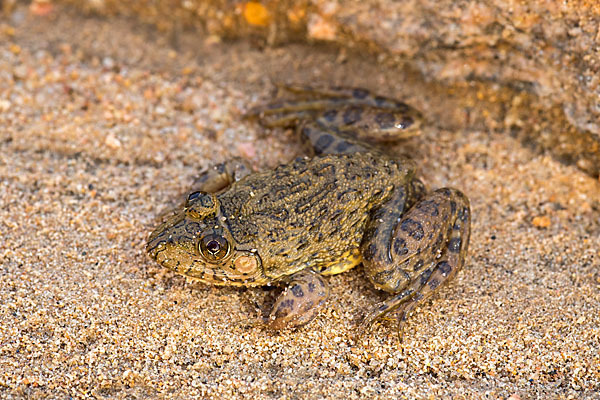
[0,5,599,399]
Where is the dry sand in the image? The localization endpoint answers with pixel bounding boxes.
[0,5,599,399]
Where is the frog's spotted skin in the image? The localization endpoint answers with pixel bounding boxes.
[246,84,424,143]
[146,86,471,333]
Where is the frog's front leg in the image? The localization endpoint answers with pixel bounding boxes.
[266,270,330,330]
[190,157,252,194]
[154,158,252,226]
[359,188,471,334]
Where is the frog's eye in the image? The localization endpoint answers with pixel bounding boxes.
[186,191,202,205]
[199,233,230,261]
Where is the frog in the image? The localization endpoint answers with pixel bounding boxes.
[146,84,471,333]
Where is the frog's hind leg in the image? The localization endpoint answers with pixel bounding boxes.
[299,120,379,155]
[246,85,402,120]
[276,84,416,111]
[245,85,423,138]
[267,270,330,330]
[359,188,471,335]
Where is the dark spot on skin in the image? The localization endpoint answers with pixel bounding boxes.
[342,106,363,125]
[291,284,304,297]
[308,282,316,292]
[428,278,440,289]
[394,101,410,113]
[420,268,432,285]
[453,221,461,230]
[412,258,424,272]
[437,261,452,276]
[313,133,334,153]
[274,299,296,318]
[401,219,425,241]
[352,88,369,99]
[378,304,389,312]
[302,301,315,312]
[322,109,338,122]
[448,237,462,253]
[450,200,457,215]
[374,112,396,129]
[363,226,378,241]
[295,182,335,214]
[374,96,386,106]
[393,237,409,256]
[334,140,353,153]
[416,200,439,216]
[362,243,379,262]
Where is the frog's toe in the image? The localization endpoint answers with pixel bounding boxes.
[357,289,414,336]
[267,270,329,330]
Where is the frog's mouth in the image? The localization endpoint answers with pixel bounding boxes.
[146,209,205,274]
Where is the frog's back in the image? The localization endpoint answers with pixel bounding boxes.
[218,153,414,279]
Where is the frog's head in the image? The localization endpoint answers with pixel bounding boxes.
[146,191,266,286]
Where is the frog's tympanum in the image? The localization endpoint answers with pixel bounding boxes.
[147,85,471,333]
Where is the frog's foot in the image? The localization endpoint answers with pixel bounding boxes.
[359,188,471,335]
[266,270,330,330]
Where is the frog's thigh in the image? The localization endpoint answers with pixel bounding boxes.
[190,157,252,193]
[268,270,330,330]
[300,121,378,155]
[360,188,471,330]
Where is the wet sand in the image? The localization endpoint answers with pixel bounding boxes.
[0,5,599,399]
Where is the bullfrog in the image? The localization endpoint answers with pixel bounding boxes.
[146,85,471,333]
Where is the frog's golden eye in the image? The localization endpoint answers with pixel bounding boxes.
[199,233,230,261]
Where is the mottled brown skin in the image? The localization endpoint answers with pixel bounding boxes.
[147,86,471,333]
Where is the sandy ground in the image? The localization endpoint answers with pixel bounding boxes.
[1,5,599,399]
